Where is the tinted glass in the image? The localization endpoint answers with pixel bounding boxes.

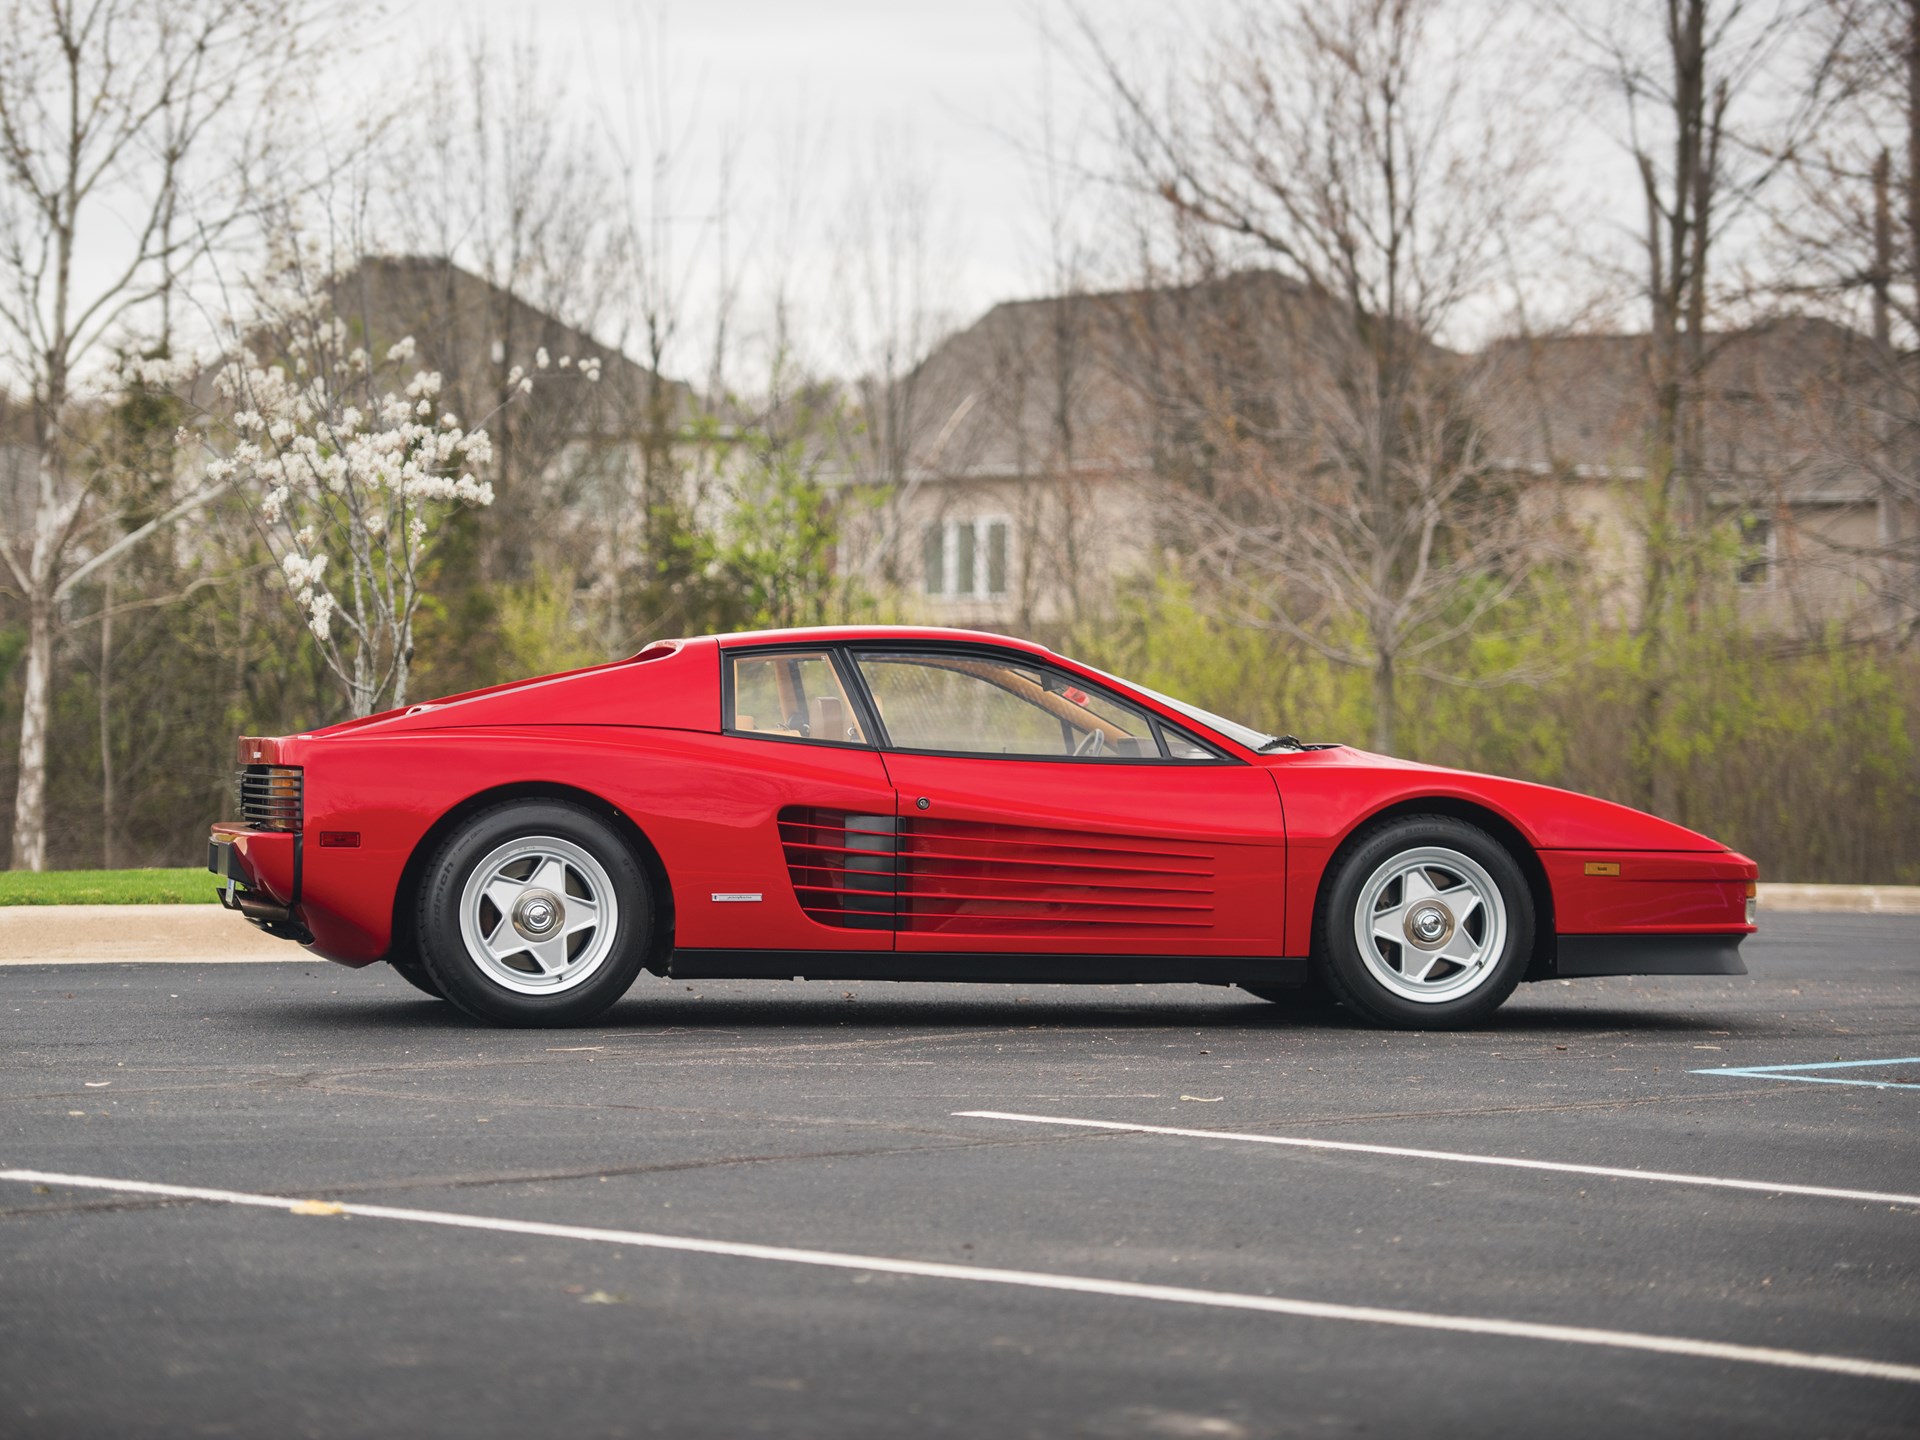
[856,652,1170,759]
[729,652,868,745]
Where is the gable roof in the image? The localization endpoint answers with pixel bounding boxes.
[1477,316,1877,494]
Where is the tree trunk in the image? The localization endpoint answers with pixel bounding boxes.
[11,596,55,871]
[99,572,116,869]
[1371,646,1396,755]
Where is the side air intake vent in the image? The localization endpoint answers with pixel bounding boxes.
[778,808,900,930]
[779,808,1217,938]
[898,818,1215,938]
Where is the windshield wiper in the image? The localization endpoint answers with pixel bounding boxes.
[1256,734,1305,752]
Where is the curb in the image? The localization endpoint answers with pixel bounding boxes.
[0,904,303,965]
[1757,883,1920,916]
[0,885,1913,967]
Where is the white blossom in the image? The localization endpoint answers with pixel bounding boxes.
[186,244,514,719]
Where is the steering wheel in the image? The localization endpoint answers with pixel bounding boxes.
[1072,727,1107,757]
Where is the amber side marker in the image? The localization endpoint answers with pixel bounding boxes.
[1584,861,1621,877]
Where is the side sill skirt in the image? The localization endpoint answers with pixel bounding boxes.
[664,950,1309,986]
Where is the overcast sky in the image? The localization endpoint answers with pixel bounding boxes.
[423,0,1132,294]
[397,0,1655,376]
[38,0,1714,394]
[402,0,1241,372]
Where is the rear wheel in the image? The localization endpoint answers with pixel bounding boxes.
[415,800,651,1026]
[387,952,445,1000]
[1314,815,1532,1029]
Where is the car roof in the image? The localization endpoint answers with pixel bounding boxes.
[704,625,1055,656]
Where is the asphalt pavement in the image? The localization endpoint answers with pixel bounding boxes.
[2,912,1917,1438]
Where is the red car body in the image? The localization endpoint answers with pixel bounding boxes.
[208,626,1756,1005]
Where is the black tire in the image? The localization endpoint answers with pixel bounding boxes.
[1313,815,1533,1030]
[387,952,445,1000]
[415,800,652,1027]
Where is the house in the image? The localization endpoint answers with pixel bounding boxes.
[1479,317,1916,634]
[334,257,709,588]
[833,272,1914,639]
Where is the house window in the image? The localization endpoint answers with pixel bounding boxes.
[922,517,1009,599]
[1736,513,1774,587]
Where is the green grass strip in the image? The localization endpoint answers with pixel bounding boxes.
[0,867,218,906]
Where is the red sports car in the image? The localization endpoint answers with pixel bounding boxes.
[208,626,1757,1029]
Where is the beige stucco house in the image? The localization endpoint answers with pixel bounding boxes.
[830,273,1914,641]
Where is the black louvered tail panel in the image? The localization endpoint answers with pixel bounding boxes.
[779,808,900,930]
[237,765,303,832]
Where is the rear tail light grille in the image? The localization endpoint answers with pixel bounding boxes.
[237,765,303,832]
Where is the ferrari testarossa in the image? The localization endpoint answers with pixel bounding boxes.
[208,626,1758,1029]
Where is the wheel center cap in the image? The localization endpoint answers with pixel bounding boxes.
[1405,902,1453,950]
[513,889,564,940]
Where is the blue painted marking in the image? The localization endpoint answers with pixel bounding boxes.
[1693,1056,1920,1091]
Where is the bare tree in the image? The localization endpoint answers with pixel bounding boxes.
[1082,0,1549,754]
[380,29,627,590]
[826,137,956,593]
[0,0,344,869]
[1005,32,1105,632]
[1561,0,1848,803]
[1768,0,1920,637]
[601,9,742,619]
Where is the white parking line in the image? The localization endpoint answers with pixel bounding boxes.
[3,1166,1917,1386]
[953,1111,1920,1209]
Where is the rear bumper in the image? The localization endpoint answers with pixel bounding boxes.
[208,826,310,944]
[1550,932,1748,978]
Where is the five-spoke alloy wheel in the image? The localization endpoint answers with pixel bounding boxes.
[1316,815,1533,1028]
[416,800,652,1026]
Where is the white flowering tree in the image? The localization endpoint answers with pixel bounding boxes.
[198,252,598,716]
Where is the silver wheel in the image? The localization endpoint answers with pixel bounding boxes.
[1351,845,1508,1005]
[457,834,620,996]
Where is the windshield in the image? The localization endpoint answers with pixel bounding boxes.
[1081,666,1277,752]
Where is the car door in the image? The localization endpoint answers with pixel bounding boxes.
[672,645,897,954]
[846,646,1289,957]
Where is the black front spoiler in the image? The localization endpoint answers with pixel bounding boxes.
[1549,933,1748,978]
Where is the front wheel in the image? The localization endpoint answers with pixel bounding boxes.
[1314,816,1532,1029]
[415,800,652,1026]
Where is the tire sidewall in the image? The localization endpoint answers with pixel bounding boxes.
[1316,816,1533,1029]
[417,801,650,1026]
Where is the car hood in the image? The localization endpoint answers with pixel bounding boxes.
[1258,745,1731,852]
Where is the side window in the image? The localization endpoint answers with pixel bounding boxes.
[1161,729,1217,761]
[728,651,868,745]
[854,652,1200,760]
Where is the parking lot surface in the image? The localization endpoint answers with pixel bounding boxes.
[3,911,1917,1438]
